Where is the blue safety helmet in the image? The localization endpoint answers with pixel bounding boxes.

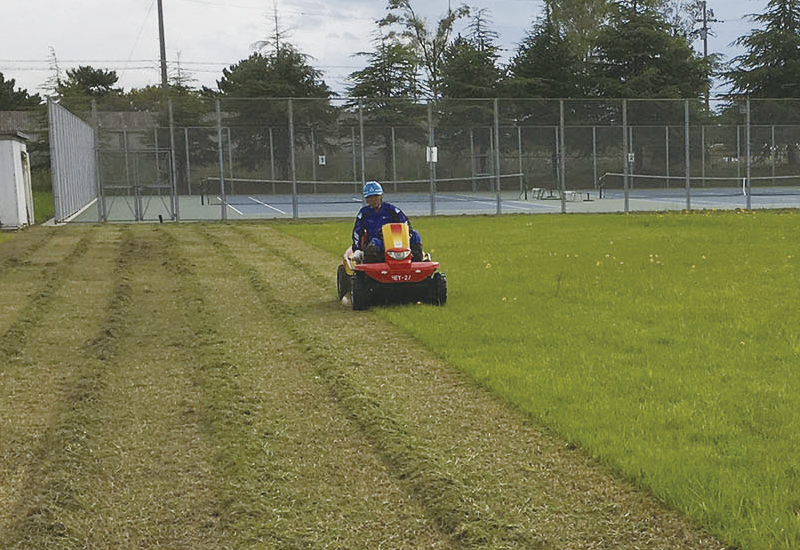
[363,180,384,197]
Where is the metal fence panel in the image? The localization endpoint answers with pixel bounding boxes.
[48,100,97,223]
[52,97,800,222]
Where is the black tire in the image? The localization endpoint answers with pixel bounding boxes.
[337,264,350,299]
[428,272,447,306]
[351,272,371,311]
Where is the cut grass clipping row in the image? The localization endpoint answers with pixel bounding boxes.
[282,210,800,550]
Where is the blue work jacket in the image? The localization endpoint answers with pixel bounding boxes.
[351,202,410,251]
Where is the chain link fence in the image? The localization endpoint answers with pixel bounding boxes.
[43,97,800,221]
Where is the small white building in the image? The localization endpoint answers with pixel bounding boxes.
[0,132,34,229]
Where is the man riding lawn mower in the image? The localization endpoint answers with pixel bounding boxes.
[337,181,447,310]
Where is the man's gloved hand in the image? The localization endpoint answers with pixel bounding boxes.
[352,250,364,263]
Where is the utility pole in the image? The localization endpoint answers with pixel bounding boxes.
[696,1,720,111]
[157,0,168,89]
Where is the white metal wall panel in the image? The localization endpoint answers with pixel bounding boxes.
[48,100,97,223]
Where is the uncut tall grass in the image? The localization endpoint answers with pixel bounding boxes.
[283,210,800,550]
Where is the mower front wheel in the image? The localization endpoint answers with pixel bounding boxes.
[351,272,371,311]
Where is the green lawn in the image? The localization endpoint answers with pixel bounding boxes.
[282,210,800,550]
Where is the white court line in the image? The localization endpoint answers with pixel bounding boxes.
[216,197,244,215]
[247,196,288,214]
[503,200,559,211]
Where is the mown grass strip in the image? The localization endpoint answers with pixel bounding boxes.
[67,226,221,548]
[166,226,303,547]
[203,225,549,549]
[174,224,466,548]
[0,227,56,275]
[2,228,130,549]
[0,228,94,360]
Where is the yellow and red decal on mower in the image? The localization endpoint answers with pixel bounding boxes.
[382,222,410,252]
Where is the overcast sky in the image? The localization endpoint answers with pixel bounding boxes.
[2,0,766,98]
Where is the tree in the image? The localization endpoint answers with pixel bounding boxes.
[348,34,420,100]
[439,9,503,99]
[55,66,122,98]
[466,7,501,53]
[217,47,330,99]
[348,33,424,180]
[589,2,708,98]
[436,11,504,182]
[504,8,584,99]
[0,73,41,109]
[215,46,332,179]
[725,0,800,98]
[548,0,613,59]
[379,0,470,99]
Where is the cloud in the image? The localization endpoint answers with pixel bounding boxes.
[0,0,763,97]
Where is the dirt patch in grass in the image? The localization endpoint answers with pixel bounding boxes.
[0,223,733,549]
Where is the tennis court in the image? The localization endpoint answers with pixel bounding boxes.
[64,182,800,223]
[47,97,800,224]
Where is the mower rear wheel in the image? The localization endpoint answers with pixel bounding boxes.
[351,272,371,311]
[336,264,350,299]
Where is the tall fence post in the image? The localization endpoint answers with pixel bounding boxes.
[184,127,192,197]
[91,99,106,222]
[269,127,276,194]
[559,99,566,214]
[685,99,691,211]
[391,126,398,193]
[359,99,366,188]
[746,98,752,210]
[289,98,298,219]
[623,99,629,213]
[168,98,179,221]
[701,124,706,188]
[665,126,671,188]
[429,101,437,216]
[351,127,358,194]
[494,98,501,215]
[517,125,524,199]
[470,128,477,192]
[215,99,226,221]
[592,126,598,190]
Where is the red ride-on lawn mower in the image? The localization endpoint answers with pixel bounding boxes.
[337,222,447,311]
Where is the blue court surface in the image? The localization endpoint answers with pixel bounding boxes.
[68,186,800,222]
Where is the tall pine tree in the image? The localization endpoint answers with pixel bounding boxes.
[725,0,800,98]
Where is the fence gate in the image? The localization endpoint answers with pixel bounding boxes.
[97,128,177,222]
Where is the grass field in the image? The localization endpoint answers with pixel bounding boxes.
[0,221,731,549]
[283,210,800,550]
